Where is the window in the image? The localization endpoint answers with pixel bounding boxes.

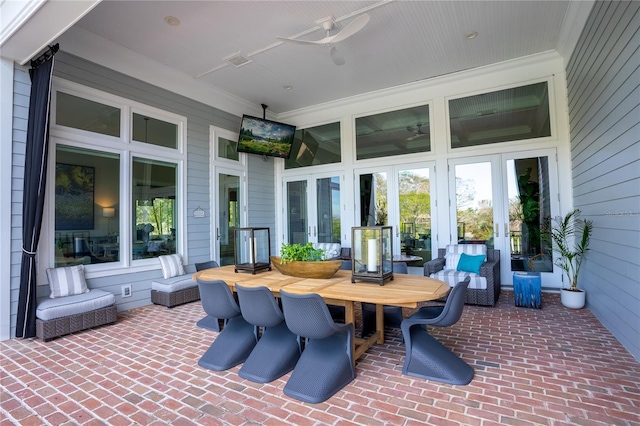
[132,113,178,149]
[54,146,120,266]
[218,136,240,161]
[132,158,178,259]
[49,80,186,272]
[355,104,430,160]
[285,122,341,169]
[56,92,121,137]
[449,82,551,148]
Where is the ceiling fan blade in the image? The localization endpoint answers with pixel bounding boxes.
[329,46,345,66]
[277,36,327,46]
[277,14,369,46]
[329,14,370,44]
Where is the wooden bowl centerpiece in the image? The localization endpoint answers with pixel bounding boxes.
[270,242,342,279]
[270,256,343,279]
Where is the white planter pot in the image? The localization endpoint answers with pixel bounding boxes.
[561,288,586,309]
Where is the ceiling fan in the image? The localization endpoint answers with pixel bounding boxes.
[277,14,370,66]
[406,124,428,141]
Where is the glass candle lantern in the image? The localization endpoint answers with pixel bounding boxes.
[351,226,393,285]
[234,227,271,274]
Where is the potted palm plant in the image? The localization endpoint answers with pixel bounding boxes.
[547,209,593,309]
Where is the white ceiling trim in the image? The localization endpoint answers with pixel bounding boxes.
[555,0,596,64]
[0,0,101,65]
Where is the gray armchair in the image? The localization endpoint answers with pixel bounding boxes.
[424,246,500,306]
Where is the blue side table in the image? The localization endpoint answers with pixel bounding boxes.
[513,272,542,308]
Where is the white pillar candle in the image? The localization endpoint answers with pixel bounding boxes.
[368,238,378,272]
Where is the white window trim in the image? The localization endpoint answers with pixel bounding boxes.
[39,79,187,282]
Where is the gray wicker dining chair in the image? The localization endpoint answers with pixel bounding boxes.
[196,278,257,371]
[235,284,301,383]
[400,277,473,385]
[280,290,355,403]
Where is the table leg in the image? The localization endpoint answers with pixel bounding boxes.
[376,304,384,344]
[345,301,356,366]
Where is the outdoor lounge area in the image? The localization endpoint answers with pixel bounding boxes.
[2,291,639,425]
[2,4,639,426]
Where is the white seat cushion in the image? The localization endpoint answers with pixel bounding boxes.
[36,289,116,321]
[312,243,341,260]
[444,244,487,270]
[430,270,487,290]
[151,275,196,292]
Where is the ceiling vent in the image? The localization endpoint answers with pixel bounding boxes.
[224,52,252,68]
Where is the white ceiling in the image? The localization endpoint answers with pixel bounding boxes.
[3,1,593,115]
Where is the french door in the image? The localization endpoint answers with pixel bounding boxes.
[214,168,245,266]
[283,173,342,245]
[355,163,436,266]
[448,149,562,286]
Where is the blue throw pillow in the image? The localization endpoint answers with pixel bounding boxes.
[456,253,486,274]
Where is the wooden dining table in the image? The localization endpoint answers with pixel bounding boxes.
[194,265,450,362]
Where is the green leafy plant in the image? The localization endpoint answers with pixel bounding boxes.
[546,209,593,291]
[279,242,325,264]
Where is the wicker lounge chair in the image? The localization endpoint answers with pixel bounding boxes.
[424,246,500,306]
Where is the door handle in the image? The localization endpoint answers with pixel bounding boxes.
[308,226,311,236]
[314,226,317,237]
[396,225,400,237]
[216,228,220,240]
[495,223,499,238]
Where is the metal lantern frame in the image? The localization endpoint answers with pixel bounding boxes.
[234,227,271,274]
[351,226,393,285]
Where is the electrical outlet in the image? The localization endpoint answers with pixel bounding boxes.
[121,284,132,298]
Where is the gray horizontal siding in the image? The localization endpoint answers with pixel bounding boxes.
[246,155,276,254]
[9,64,30,333]
[7,51,251,337]
[566,0,640,361]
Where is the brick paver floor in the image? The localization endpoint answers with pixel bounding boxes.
[2,291,639,425]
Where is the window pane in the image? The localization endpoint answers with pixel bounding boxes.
[449,82,551,148]
[399,168,431,266]
[56,92,121,137]
[218,137,239,161]
[132,158,177,259]
[285,122,341,169]
[219,174,241,266]
[287,181,307,244]
[132,113,178,149]
[508,157,552,272]
[316,177,341,244]
[360,172,388,226]
[355,105,430,160]
[455,163,493,245]
[54,146,120,266]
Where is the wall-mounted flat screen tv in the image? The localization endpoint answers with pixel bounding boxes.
[236,115,296,159]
